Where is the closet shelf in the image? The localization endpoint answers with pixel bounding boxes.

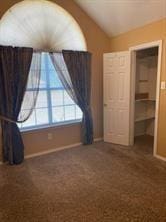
[135,99,156,102]
[135,115,155,122]
[135,92,149,100]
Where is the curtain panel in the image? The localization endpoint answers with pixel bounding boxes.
[62,50,93,144]
[19,52,42,122]
[0,46,33,164]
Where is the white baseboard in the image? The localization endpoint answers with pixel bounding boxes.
[2,137,166,163]
[25,137,103,160]
[25,142,82,159]
[154,154,166,162]
[0,137,103,164]
[94,137,103,142]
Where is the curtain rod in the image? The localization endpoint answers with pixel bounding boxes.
[33,49,62,53]
[33,49,88,53]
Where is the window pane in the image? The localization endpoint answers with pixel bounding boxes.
[17,122,22,128]
[36,91,48,108]
[76,106,83,119]
[21,110,36,128]
[41,54,46,70]
[47,55,55,69]
[27,70,39,89]
[51,90,63,106]
[49,71,63,88]
[36,108,49,125]
[48,61,55,69]
[65,105,75,121]
[22,91,34,110]
[52,107,64,122]
[39,70,47,88]
[64,91,74,105]
[27,71,46,89]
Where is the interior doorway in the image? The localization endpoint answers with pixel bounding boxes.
[129,41,162,157]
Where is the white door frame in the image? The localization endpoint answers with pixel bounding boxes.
[129,40,162,157]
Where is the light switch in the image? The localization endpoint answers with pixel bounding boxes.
[161,81,166,90]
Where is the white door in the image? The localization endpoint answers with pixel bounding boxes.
[103,51,130,145]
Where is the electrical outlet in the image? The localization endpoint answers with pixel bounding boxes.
[161,81,166,90]
[47,133,53,140]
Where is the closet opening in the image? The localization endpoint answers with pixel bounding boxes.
[130,41,162,156]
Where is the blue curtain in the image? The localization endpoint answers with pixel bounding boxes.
[62,50,93,145]
[0,46,33,164]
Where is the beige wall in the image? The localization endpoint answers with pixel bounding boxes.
[0,1,166,160]
[110,18,166,158]
[0,0,110,159]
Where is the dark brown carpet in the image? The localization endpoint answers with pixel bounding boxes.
[0,136,166,222]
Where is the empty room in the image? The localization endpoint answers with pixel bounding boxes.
[0,0,166,221]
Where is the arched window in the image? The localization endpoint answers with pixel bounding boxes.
[0,0,87,129]
[0,0,87,51]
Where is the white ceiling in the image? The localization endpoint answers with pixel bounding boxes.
[75,0,166,37]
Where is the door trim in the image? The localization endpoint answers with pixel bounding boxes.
[129,40,162,157]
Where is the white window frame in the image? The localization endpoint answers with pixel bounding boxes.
[19,53,82,131]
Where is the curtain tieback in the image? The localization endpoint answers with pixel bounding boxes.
[0,115,17,123]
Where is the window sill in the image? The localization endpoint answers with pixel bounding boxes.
[20,119,82,134]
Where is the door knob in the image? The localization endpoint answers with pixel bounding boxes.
[104,104,107,107]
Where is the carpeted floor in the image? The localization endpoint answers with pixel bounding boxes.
[0,135,166,222]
